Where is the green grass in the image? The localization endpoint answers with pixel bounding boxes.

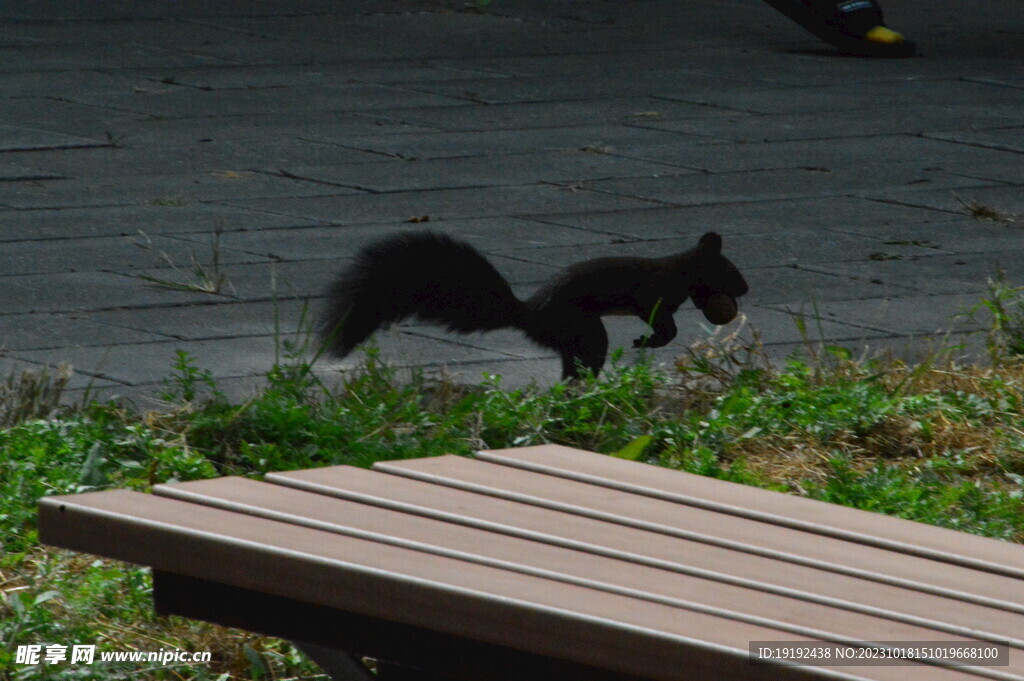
[3,302,1024,679]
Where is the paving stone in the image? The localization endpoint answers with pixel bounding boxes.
[833,218,1024,257]
[924,127,1024,155]
[191,12,646,63]
[765,293,989,337]
[128,62,509,91]
[0,98,141,140]
[438,44,957,88]
[0,161,63,182]
[0,125,105,152]
[0,68,144,99]
[60,83,471,120]
[313,328,520,374]
[0,232,264,276]
[614,134,1024,174]
[532,197,956,240]
[802,251,1024,297]
[510,230,940,272]
[307,124,695,161]
[948,161,1024,186]
[404,69,804,107]
[102,112,439,145]
[0,270,222,315]
[278,151,682,193]
[167,224,367,263]
[399,217,622,251]
[0,42,229,72]
[959,71,1024,89]
[659,79,1024,116]
[0,312,171,351]
[437,48,763,81]
[456,1,709,35]
[864,185,1024,218]
[587,166,995,207]
[12,139,386,180]
[0,204,302,241]
[399,325,556,363]
[743,265,919,306]
[85,299,312,342]
[112,260,325,305]
[0,1,407,20]
[371,97,735,133]
[218,184,660,225]
[741,305,900,346]
[0,170,360,209]
[2,17,248,48]
[634,106,1024,144]
[170,217,612,263]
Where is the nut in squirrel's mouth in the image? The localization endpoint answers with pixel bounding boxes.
[701,293,738,325]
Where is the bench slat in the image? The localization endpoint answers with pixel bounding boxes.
[374,456,1024,612]
[478,445,1024,578]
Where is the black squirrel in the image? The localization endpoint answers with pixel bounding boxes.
[320,230,748,379]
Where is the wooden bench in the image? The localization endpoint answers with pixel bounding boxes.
[39,445,1024,681]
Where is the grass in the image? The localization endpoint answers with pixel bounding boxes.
[968,268,1024,360]
[3,289,1024,680]
[130,227,228,295]
[954,193,1020,224]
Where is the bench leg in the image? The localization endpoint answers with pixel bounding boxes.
[377,661,462,681]
[295,643,461,681]
[294,642,374,681]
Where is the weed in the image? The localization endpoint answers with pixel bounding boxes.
[0,364,71,428]
[131,227,228,295]
[161,350,225,404]
[146,197,186,207]
[102,131,124,148]
[966,268,1024,360]
[954,193,1019,224]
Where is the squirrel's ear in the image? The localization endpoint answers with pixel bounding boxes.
[698,232,722,254]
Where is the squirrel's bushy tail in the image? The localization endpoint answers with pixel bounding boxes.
[320,231,529,357]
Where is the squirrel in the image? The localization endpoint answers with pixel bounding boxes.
[319,230,748,379]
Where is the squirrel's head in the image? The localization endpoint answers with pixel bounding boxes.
[689,232,749,322]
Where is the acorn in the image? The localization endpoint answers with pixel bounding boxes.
[701,293,738,325]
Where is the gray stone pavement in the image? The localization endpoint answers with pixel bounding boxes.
[1,0,1022,403]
